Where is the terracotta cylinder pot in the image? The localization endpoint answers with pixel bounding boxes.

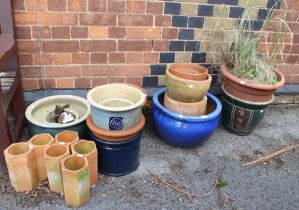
[4,142,39,192]
[61,155,90,207]
[28,134,55,181]
[164,92,207,116]
[71,140,98,187]
[221,65,285,103]
[169,63,208,81]
[44,143,70,193]
[55,130,79,149]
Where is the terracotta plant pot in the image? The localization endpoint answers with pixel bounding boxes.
[87,83,147,131]
[165,69,212,103]
[86,114,145,142]
[55,130,79,149]
[61,155,90,207]
[169,63,208,81]
[4,142,39,192]
[71,140,98,187]
[28,133,55,181]
[44,143,70,193]
[221,65,285,103]
[164,92,207,116]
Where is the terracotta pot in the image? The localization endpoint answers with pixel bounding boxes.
[4,142,39,192]
[44,143,70,193]
[169,63,208,81]
[55,130,79,149]
[71,140,98,187]
[221,65,285,103]
[61,155,90,207]
[164,92,207,116]
[28,134,55,181]
[86,114,145,142]
[165,69,212,103]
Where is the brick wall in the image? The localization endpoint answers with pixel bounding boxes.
[12,0,299,90]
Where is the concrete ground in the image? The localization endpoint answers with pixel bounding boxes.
[0,105,298,210]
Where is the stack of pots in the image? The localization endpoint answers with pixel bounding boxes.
[86,83,147,176]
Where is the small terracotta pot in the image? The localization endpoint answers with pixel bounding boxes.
[44,143,70,193]
[169,63,208,81]
[71,140,98,187]
[164,92,207,116]
[4,142,39,192]
[61,155,90,207]
[28,134,55,181]
[86,114,145,142]
[55,130,79,149]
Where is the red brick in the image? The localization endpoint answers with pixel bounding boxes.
[286,55,298,64]
[18,54,34,65]
[127,1,146,13]
[14,12,37,25]
[117,65,150,76]
[22,79,38,90]
[155,15,171,27]
[126,53,143,64]
[126,27,145,39]
[284,74,299,83]
[277,64,299,74]
[108,27,126,38]
[81,40,116,52]
[26,0,47,11]
[109,77,126,83]
[88,0,106,12]
[34,53,53,65]
[80,14,116,26]
[109,53,125,64]
[147,2,163,14]
[90,27,108,38]
[286,11,299,21]
[75,78,91,88]
[118,40,152,51]
[20,66,43,78]
[68,0,87,12]
[90,53,108,64]
[53,53,72,65]
[48,0,67,11]
[57,78,74,88]
[15,26,31,39]
[43,41,79,52]
[126,76,142,86]
[82,65,117,76]
[162,28,178,39]
[291,44,299,54]
[38,79,57,89]
[143,53,159,63]
[108,0,125,12]
[145,28,161,39]
[32,26,51,39]
[52,27,70,39]
[17,41,39,53]
[46,66,81,77]
[153,40,169,51]
[92,77,109,87]
[72,53,89,64]
[71,27,89,38]
[13,0,25,10]
[118,14,153,26]
[39,13,77,25]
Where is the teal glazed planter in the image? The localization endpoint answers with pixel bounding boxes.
[221,86,274,136]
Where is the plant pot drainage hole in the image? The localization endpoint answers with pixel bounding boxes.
[74,142,94,154]
[8,144,30,155]
[46,145,67,157]
[64,156,85,171]
[100,98,134,107]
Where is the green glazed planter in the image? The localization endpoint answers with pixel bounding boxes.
[221,86,274,136]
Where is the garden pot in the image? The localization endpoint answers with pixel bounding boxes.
[71,140,98,187]
[25,95,90,139]
[221,85,274,136]
[55,130,79,149]
[221,65,285,103]
[87,83,147,131]
[28,133,55,181]
[169,63,208,81]
[165,69,212,103]
[90,131,142,176]
[61,155,90,207]
[86,114,145,142]
[164,92,207,116]
[152,88,222,147]
[4,142,39,192]
[44,143,70,193]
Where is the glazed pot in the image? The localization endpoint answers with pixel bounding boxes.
[86,114,145,142]
[90,131,142,176]
[55,130,79,149]
[164,92,207,116]
[25,95,90,139]
[71,140,98,187]
[169,63,208,81]
[28,134,55,181]
[87,83,147,131]
[61,155,90,207]
[152,88,222,147]
[165,69,212,103]
[44,143,70,193]
[221,65,285,103]
[4,142,39,192]
[221,85,274,136]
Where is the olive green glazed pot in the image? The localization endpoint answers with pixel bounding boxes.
[221,86,274,136]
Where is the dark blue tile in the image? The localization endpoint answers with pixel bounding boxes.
[178,29,194,40]
[198,5,214,17]
[191,53,207,63]
[185,41,200,51]
[164,2,181,15]
[252,20,264,31]
[142,76,158,87]
[169,41,185,51]
[159,53,175,63]
[258,9,271,20]
[151,64,167,75]
[211,74,219,85]
[229,7,244,18]
[188,17,204,28]
[207,0,223,4]
[223,0,238,5]
[267,0,281,9]
[172,16,188,27]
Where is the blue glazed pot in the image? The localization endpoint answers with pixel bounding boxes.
[89,131,142,176]
[152,88,222,147]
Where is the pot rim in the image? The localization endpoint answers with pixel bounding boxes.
[87,83,147,112]
[169,63,208,78]
[166,68,212,84]
[5,142,32,157]
[28,133,54,147]
[153,88,222,122]
[61,154,88,172]
[164,92,207,106]
[221,64,285,90]
[25,95,90,129]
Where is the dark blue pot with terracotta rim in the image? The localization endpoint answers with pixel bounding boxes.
[89,131,142,176]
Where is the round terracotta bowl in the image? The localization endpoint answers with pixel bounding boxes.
[86,114,145,142]
[169,63,208,81]
[164,92,207,116]
[165,69,212,103]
